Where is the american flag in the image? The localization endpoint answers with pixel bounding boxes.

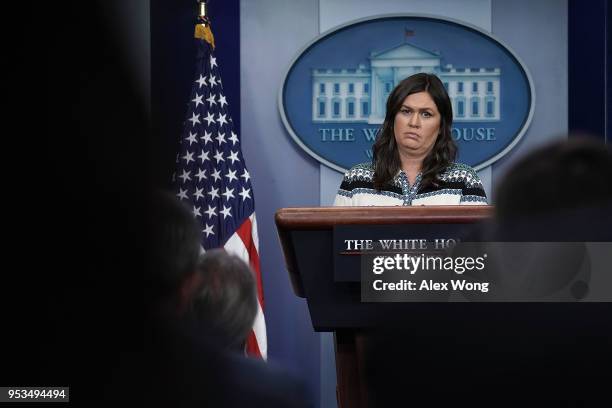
[173,22,267,359]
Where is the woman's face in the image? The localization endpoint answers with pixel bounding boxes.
[393,91,441,160]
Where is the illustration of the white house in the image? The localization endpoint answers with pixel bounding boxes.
[311,40,501,124]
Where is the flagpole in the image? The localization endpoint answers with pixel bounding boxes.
[197,0,209,25]
[194,0,215,49]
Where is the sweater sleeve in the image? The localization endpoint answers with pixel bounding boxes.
[333,171,353,206]
[459,167,488,205]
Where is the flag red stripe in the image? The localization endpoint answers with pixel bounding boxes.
[236,217,264,307]
[236,217,266,359]
[245,330,262,357]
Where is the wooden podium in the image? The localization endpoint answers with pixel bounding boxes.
[275,206,493,408]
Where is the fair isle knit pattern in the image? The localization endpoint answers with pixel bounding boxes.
[333,162,488,206]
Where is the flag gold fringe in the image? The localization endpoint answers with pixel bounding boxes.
[195,24,215,49]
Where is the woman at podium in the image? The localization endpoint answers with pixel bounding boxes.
[334,73,488,206]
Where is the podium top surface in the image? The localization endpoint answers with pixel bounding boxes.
[275,205,493,230]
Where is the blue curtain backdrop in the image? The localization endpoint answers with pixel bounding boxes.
[568,0,610,143]
[151,0,241,188]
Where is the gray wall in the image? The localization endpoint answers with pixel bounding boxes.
[240,0,323,403]
[491,0,567,182]
[241,1,567,407]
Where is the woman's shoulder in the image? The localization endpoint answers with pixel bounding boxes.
[438,162,483,186]
[343,162,375,181]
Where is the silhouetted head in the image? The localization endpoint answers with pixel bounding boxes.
[148,190,202,314]
[190,249,258,352]
[496,136,612,218]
